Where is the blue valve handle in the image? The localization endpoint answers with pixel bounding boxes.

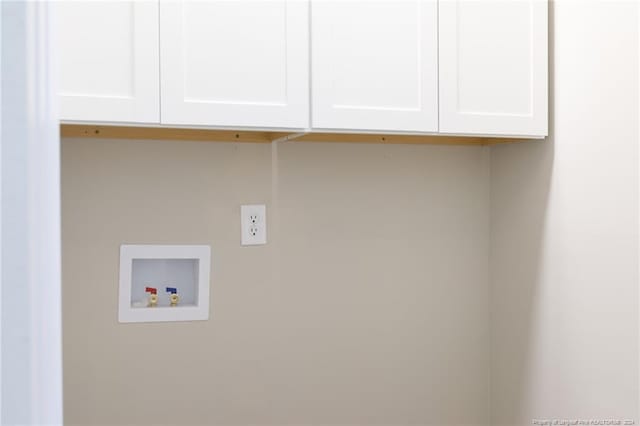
[166,287,178,294]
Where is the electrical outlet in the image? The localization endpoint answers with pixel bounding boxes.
[241,204,266,246]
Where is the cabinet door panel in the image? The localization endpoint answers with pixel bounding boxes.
[160,0,309,129]
[55,1,160,123]
[312,0,438,133]
[439,0,548,136]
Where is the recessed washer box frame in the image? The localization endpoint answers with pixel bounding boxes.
[119,245,211,323]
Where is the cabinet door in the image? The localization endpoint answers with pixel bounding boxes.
[160,0,309,129]
[439,0,548,137]
[55,1,160,123]
[311,0,438,133]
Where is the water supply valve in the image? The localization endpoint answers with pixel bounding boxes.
[145,287,158,307]
[166,287,179,307]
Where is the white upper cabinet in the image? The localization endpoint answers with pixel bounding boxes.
[311,0,439,133]
[159,0,309,129]
[55,1,160,123]
[439,0,548,137]
[55,0,548,137]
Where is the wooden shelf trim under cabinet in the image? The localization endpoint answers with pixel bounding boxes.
[60,124,532,146]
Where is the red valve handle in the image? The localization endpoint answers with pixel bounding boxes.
[145,287,157,295]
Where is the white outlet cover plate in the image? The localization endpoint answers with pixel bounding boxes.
[241,204,267,246]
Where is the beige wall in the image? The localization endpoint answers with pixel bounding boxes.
[62,139,491,426]
[490,1,639,424]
